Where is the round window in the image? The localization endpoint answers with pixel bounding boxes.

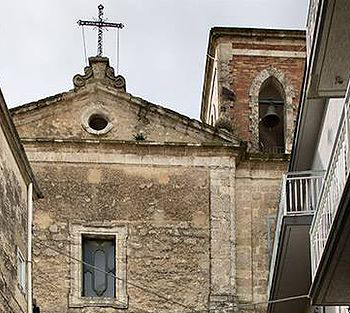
[88,114,109,131]
[82,109,113,136]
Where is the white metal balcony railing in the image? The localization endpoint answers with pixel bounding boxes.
[268,171,324,294]
[310,85,350,278]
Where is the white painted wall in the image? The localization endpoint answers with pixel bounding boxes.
[312,98,344,171]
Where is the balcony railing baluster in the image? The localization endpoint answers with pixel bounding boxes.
[306,178,310,211]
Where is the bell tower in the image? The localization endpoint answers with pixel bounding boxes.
[201,27,306,154]
[200,26,306,313]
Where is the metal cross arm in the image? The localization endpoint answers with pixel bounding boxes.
[77,20,124,29]
[77,4,125,57]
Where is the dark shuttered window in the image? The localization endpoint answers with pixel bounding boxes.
[82,237,116,297]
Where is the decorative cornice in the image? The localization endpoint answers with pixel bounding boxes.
[21,139,241,168]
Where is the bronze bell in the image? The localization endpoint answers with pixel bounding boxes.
[262,104,280,128]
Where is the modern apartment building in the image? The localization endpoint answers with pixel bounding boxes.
[268,0,350,312]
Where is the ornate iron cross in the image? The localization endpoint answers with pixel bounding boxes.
[78,4,124,57]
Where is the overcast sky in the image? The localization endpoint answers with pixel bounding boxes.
[0,0,308,119]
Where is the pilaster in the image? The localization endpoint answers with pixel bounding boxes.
[209,158,237,310]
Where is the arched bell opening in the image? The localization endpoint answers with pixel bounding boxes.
[258,77,285,154]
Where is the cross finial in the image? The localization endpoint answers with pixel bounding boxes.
[97,4,104,56]
[78,4,124,57]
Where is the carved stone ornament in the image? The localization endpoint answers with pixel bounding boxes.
[115,75,126,90]
[73,66,93,88]
[105,66,126,91]
[73,57,126,92]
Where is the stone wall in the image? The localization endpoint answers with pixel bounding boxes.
[25,139,287,313]
[10,56,240,312]
[235,156,288,313]
[0,122,28,313]
[27,142,237,313]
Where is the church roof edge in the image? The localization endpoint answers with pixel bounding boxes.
[10,86,240,146]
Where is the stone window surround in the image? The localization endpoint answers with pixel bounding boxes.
[69,223,128,309]
[81,103,114,136]
[248,66,296,153]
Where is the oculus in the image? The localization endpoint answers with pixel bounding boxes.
[82,107,113,136]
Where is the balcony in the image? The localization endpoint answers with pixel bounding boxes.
[268,171,324,313]
[310,83,350,305]
[306,0,350,99]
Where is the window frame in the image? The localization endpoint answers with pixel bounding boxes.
[82,236,116,298]
[81,107,114,136]
[69,224,128,308]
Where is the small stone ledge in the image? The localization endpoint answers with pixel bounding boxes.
[245,152,290,162]
[209,294,237,313]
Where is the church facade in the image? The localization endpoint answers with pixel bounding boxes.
[4,27,305,313]
[11,56,241,313]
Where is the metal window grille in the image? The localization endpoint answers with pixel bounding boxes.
[82,237,116,298]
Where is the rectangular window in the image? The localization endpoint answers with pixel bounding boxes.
[17,248,26,292]
[69,224,127,308]
[82,237,116,298]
